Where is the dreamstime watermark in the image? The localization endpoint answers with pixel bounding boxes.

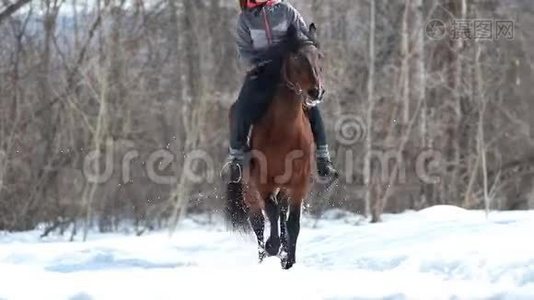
[81,114,444,187]
[335,114,367,145]
[83,139,216,185]
[334,114,443,185]
[426,19,514,41]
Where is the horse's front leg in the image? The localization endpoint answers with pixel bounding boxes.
[245,185,267,263]
[279,198,289,262]
[281,200,301,269]
[249,209,267,263]
[264,195,281,256]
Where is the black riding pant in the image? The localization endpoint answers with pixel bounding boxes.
[230,60,327,151]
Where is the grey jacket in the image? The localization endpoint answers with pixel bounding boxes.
[236,1,307,67]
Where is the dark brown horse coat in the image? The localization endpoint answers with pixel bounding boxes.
[244,86,314,208]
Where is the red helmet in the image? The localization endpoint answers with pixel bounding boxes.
[240,0,278,11]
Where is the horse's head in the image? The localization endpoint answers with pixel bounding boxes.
[283,23,325,108]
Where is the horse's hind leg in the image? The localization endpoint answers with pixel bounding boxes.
[265,195,281,256]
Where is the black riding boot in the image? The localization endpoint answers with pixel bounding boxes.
[227,103,251,182]
[308,106,338,179]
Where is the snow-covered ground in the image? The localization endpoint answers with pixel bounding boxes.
[1,206,534,300]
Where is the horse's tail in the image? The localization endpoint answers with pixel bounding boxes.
[225,182,250,232]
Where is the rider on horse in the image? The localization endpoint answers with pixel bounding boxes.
[228,0,338,181]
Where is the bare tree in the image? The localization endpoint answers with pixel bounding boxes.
[364,0,376,219]
[0,0,31,25]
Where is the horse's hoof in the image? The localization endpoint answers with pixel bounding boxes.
[265,237,281,256]
[258,249,267,263]
[279,250,294,269]
[280,258,294,270]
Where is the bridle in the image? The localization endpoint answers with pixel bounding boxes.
[281,46,324,108]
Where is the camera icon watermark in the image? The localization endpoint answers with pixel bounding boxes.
[426,19,514,41]
[425,19,447,40]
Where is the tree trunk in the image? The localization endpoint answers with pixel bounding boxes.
[364,0,376,219]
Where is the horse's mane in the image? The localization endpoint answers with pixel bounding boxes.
[286,24,320,51]
[257,24,319,63]
[248,25,320,97]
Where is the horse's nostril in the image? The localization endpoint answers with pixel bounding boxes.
[308,88,320,99]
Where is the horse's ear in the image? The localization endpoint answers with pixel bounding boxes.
[309,23,317,39]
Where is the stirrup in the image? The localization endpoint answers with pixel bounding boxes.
[221,159,243,183]
[230,161,243,183]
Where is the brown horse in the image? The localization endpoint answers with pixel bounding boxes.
[226,24,325,269]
